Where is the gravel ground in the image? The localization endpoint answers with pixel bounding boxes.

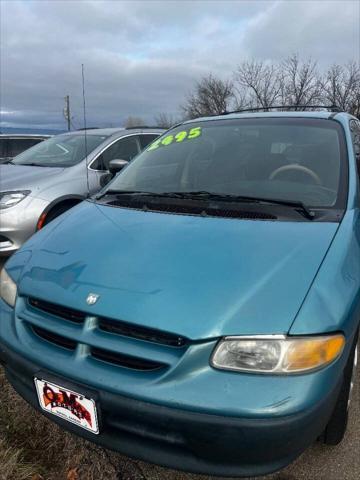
[0,257,359,479]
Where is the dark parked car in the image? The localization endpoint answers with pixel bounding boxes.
[0,134,51,163]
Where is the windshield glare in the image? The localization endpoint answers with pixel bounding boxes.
[12,134,108,167]
[107,118,345,208]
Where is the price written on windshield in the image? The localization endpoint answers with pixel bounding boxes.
[147,127,202,152]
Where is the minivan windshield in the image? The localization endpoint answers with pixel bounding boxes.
[11,133,108,167]
[105,118,346,208]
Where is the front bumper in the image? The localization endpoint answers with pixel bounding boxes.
[0,195,48,255]
[0,340,342,478]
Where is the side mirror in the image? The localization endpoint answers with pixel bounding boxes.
[108,158,129,175]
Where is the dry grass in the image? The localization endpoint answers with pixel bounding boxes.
[0,367,150,480]
[0,440,37,480]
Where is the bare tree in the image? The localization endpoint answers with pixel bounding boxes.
[233,88,250,111]
[124,115,146,128]
[321,62,360,117]
[281,54,321,108]
[234,60,283,108]
[154,112,179,129]
[180,56,360,118]
[352,88,360,119]
[181,74,235,119]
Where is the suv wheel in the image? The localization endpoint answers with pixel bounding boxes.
[322,330,358,445]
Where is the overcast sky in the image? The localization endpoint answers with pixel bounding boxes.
[0,0,359,131]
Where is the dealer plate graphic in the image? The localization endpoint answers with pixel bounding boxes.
[34,378,99,434]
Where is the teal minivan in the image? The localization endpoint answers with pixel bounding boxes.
[1,109,359,477]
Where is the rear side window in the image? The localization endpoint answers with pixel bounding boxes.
[139,134,160,149]
[8,138,43,157]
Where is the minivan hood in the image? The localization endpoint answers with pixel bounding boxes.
[0,164,64,192]
[17,201,339,340]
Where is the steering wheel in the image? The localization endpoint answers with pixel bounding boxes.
[269,164,322,185]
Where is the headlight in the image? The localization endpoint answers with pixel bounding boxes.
[211,334,345,374]
[0,268,17,307]
[0,190,30,209]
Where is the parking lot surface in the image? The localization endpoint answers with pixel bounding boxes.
[0,258,359,479]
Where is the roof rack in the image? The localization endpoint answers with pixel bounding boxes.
[220,105,341,115]
[77,127,100,131]
[125,125,161,129]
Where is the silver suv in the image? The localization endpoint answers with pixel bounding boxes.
[0,127,163,255]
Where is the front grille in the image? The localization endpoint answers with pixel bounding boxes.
[24,297,188,373]
[30,326,166,371]
[29,298,85,324]
[32,326,77,350]
[91,348,165,371]
[98,317,186,347]
[28,297,187,347]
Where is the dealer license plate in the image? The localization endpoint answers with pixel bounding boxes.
[34,378,99,434]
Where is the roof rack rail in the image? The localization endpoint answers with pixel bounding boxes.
[220,105,341,115]
[77,127,100,131]
[125,125,161,129]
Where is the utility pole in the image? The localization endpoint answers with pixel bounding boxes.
[63,95,71,131]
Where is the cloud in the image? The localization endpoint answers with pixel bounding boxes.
[243,0,360,64]
[0,0,358,130]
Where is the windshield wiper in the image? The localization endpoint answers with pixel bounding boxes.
[95,190,186,200]
[96,189,315,220]
[161,191,316,220]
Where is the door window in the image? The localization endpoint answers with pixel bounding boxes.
[91,135,140,170]
[139,134,160,150]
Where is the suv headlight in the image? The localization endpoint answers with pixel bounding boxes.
[0,268,17,307]
[0,190,30,209]
[211,334,345,374]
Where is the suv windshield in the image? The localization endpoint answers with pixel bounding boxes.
[12,133,108,167]
[106,118,347,209]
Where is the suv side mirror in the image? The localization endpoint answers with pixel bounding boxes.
[108,158,129,175]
